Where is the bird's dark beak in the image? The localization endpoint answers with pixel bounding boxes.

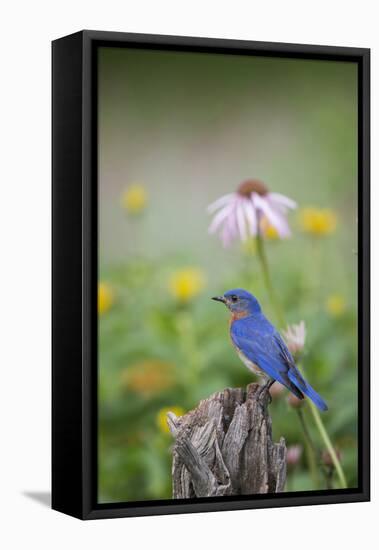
[212,295,226,304]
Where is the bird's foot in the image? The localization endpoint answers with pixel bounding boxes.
[257,380,274,405]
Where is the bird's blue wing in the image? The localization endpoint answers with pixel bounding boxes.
[230,318,298,390]
[231,316,328,411]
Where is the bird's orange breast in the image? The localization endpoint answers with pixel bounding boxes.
[229,310,250,324]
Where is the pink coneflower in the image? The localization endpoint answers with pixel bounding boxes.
[269,381,285,399]
[208,179,297,247]
[287,392,304,409]
[287,444,303,466]
[283,321,306,355]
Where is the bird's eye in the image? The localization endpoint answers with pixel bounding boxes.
[231,295,238,302]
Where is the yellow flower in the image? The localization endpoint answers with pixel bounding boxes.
[121,184,148,214]
[325,294,346,317]
[98,282,114,315]
[260,216,279,240]
[120,360,176,398]
[169,268,206,303]
[299,207,337,236]
[156,406,185,434]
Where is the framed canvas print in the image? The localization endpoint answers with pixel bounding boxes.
[52,30,370,519]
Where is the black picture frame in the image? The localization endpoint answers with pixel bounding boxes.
[52,30,370,520]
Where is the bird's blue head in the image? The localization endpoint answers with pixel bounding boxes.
[212,288,262,318]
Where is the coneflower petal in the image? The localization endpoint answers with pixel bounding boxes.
[221,219,234,247]
[221,204,238,247]
[253,194,291,238]
[236,200,248,241]
[221,226,231,247]
[207,186,296,245]
[207,193,235,213]
[208,202,236,234]
[242,198,258,236]
[269,192,297,210]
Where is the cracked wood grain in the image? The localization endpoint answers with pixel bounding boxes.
[167,383,286,498]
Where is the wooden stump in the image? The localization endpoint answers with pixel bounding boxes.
[167,383,286,498]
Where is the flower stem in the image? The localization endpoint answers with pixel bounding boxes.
[296,409,320,488]
[308,401,347,488]
[256,233,286,328]
[311,237,324,310]
[176,309,202,390]
[255,232,348,490]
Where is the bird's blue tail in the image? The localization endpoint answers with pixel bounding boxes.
[303,383,328,412]
[288,371,328,412]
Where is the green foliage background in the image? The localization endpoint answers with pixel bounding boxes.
[98,47,358,503]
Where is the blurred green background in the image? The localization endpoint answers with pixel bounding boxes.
[98,47,358,503]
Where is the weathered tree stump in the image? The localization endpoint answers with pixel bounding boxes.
[167,383,286,498]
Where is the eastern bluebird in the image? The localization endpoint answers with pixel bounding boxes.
[212,288,328,411]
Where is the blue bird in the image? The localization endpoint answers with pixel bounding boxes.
[212,288,328,411]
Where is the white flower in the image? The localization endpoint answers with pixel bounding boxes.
[208,179,297,247]
[283,321,306,354]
